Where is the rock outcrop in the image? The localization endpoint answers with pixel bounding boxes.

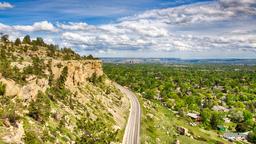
[50,60,103,87]
[0,60,103,100]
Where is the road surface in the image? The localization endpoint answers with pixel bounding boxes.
[114,83,141,144]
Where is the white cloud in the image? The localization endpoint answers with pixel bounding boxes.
[1,0,256,58]
[0,2,14,9]
[0,23,11,30]
[57,22,89,30]
[218,0,256,7]
[14,21,57,32]
[62,32,93,45]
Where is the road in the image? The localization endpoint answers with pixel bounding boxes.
[114,83,141,144]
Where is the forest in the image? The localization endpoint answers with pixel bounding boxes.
[104,63,256,143]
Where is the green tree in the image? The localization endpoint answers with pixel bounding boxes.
[88,72,98,84]
[235,123,249,132]
[200,108,212,128]
[22,35,31,44]
[86,54,94,60]
[14,38,21,46]
[56,66,68,88]
[1,34,9,43]
[229,109,244,123]
[210,112,224,129]
[33,37,45,46]
[243,110,253,122]
[248,131,256,143]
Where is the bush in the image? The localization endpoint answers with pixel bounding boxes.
[24,130,42,144]
[0,96,21,127]
[56,66,68,88]
[0,82,6,96]
[88,73,104,85]
[248,132,256,143]
[31,45,39,51]
[210,112,224,129]
[23,57,46,77]
[76,117,118,144]
[46,87,71,101]
[235,123,249,132]
[28,91,51,123]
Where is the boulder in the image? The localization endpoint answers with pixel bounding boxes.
[0,79,20,97]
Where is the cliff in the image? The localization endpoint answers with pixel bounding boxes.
[0,38,129,143]
[0,60,103,100]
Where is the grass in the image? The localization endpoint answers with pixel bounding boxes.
[138,95,231,144]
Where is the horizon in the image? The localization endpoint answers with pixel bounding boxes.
[1,0,256,58]
[99,57,256,60]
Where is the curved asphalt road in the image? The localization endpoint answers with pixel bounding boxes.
[114,83,141,144]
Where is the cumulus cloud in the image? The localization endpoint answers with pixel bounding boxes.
[0,2,14,9]
[0,23,11,30]
[218,0,256,7]
[1,0,256,57]
[120,0,256,25]
[57,22,89,30]
[14,21,57,32]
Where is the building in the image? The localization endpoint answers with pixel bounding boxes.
[212,105,230,112]
[223,132,248,141]
[187,113,201,121]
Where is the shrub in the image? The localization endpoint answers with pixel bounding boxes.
[24,130,42,144]
[28,91,51,123]
[23,57,46,77]
[210,112,224,129]
[46,87,71,101]
[248,132,256,143]
[88,73,104,85]
[235,123,249,132]
[0,96,21,127]
[56,66,68,88]
[76,117,118,144]
[0,82,6,96]
[31,45,39,51]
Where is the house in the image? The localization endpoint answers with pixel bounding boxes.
[212,105,230,112]
[223,132,248,141]
[187,113,201,121]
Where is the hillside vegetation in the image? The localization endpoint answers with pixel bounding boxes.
[104,64,256,144]
[0,35,129,143]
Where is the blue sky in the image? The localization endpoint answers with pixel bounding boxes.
[1,0,212,25]
[0,0,256,58]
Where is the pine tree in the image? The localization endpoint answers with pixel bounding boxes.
[22,35,31,44]
[14,38,21,46]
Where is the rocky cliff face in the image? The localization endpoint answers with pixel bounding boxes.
[0,60,103,101]
[50,60,103,87]
[0,59,129,144]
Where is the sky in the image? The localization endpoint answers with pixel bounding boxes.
[0,0,256,58]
